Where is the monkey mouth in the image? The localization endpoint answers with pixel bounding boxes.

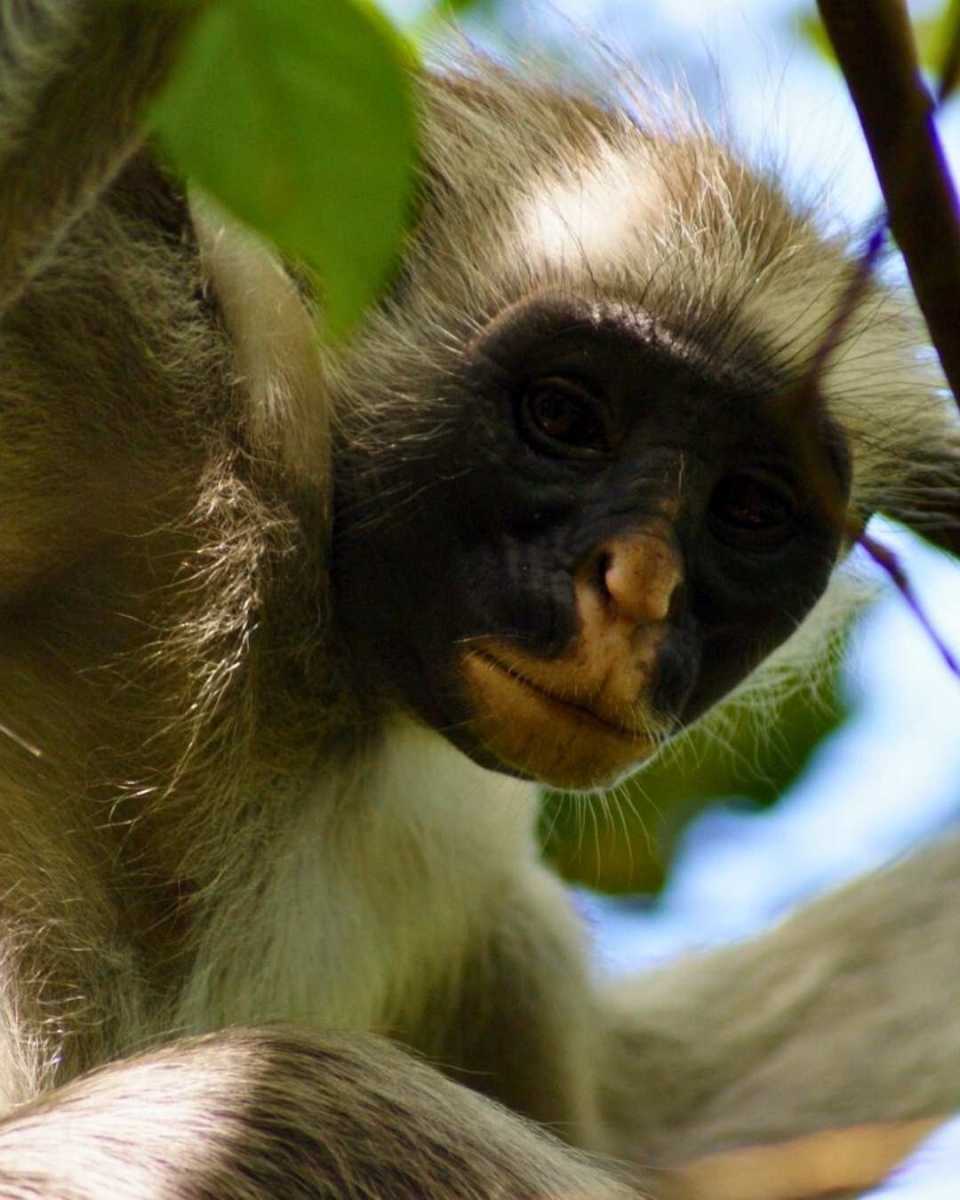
[468,650,640,738]
[460,647,657,790]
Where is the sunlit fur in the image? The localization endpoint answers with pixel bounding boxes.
[329,55,951,518]
[0,5,959,1197]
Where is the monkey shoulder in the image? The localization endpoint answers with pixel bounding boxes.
[173,718,544,1041]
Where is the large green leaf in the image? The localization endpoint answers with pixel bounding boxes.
[151,0,418,337]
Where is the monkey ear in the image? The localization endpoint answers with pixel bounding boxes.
[190,190,332,497]
[879,430,960,559]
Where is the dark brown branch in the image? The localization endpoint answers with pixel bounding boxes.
[817,0,960,408]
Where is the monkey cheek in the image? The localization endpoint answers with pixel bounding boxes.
[459,651,658,792]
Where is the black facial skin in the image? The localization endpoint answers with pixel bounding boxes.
[332,295,850,778]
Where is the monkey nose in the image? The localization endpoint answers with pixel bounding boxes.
[589,532,684,627]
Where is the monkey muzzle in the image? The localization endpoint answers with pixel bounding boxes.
[460,531,684,791]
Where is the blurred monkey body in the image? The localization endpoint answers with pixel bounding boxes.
[0,2,959,1196]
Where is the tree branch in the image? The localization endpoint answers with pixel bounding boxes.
[817,0,960,407]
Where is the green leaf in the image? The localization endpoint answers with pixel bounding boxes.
[408,0,499,44]
[151,0,418,338]
[798,5,960,76]
[797,12,834,62]
[541,667,849,895]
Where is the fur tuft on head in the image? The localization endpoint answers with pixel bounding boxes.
[325,49,958,522]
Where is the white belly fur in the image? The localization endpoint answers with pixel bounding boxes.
[175,719,540,1038]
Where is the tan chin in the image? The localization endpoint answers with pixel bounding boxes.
[461,652,656,792]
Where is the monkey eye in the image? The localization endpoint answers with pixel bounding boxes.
[709,470,798,546]
[518,377,612,456]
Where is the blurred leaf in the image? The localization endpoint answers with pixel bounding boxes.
[151,0,418,338]
[432,0,491,13]
[797,5,960,76]
[542,667,849,894]
[410,0,499,41]
[938,0,960,98]
[797,11,834,61]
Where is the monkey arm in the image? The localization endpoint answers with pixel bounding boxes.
[432,865,610,1151]
[0,1029,636,1198]
[0,0,196,318]
[597,833,960,1172]
[0,801,150,1110]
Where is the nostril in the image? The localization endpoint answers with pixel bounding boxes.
[594,549,613,604]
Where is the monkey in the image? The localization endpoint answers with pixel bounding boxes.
[1,1,959,1197]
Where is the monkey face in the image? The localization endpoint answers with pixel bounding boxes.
[332,295,849,792]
